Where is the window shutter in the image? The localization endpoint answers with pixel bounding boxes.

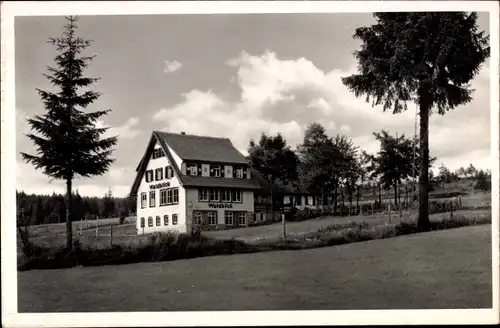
[221,168,225,178]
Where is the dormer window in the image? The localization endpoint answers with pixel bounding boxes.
[235,167,244,179]
[211,165,221,177]
[187,164,198,176]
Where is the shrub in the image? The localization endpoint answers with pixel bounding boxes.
[119,211,127,225]
[18,213,491,271]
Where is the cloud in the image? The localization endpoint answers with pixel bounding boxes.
[96,117,141,140]
[154,50,491,174]
[164,60,183,73]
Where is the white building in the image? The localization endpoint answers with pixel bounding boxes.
[129,131,263,235]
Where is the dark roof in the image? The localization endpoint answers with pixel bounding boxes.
[182,176,261,190]
[155,131,248,164]
[129,131,254,198]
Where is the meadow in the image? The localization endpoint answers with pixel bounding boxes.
[15,181,493,312]
[18,225,492,312]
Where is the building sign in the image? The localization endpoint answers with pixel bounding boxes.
[208,203,233,209]
[150,182,170,190]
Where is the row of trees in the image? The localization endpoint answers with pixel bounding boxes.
[436,163,488,183]
[17,188,136,226]
[249,123,432,213]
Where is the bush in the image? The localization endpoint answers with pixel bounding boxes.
[428,200,461,215]
[118,211,127,225]
[18,213,491,271]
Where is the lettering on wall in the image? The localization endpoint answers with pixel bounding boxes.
[150,182,171,190]
[208,203,233,209]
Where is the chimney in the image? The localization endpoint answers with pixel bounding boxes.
[181,132,186,135]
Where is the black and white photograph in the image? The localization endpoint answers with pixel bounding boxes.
[2,1,499,326]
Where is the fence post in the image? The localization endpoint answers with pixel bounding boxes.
[388,204,392,223]
[110,225,113,247]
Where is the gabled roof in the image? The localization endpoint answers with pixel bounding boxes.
[129,131,258,198]
[155,131,249,164]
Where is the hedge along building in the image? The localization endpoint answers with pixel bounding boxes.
[129,131,263,235]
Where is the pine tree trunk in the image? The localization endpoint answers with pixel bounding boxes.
[418,97,431,231]
[397,182,401,207]
[333,186,338,214]
[340,186,345,216]
[378,184,382,205]
[356,186,360,209]
[65,178,73,251]
[356,186,361,215]
[393,183,398,206]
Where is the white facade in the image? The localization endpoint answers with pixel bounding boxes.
[134,137,260,235]
[136,143,188,235]
[185,189,254,227]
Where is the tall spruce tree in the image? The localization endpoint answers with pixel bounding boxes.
[21,16,117,250]
[342,12,489,231]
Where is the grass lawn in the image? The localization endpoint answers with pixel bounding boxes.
[19,208,490,250]
[18,224,492,312]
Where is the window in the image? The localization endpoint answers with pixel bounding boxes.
[145,170,153,182]
[193,211,202,225]
[165,166,172,179]
[209,188,219,201]
[160,189,167,206]
[156,216,161,226]
[167,189,173,204]
[187,164,198,176]
[296,196,302,206]
[152,148,165,159]
[141,192,147,208]
[224,211,234,225]
[198,188,209,201]
[211,165,221,177]
[231,190,242,203]
[155,168,163,181]
[149,191,156,207]
[207,212,217,226]
[304,196,309,205]
[172,214,178,225]
[173,188,179,204]
[235,168,244,179]
[221,189,231,202]
[148,216,153,227]
[238,212,246,226]
[140,217,145,227]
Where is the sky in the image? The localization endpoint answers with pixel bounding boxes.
[15,13,492,198]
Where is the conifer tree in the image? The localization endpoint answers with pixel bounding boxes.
[342,12,489,231]
[21,16,117,250]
